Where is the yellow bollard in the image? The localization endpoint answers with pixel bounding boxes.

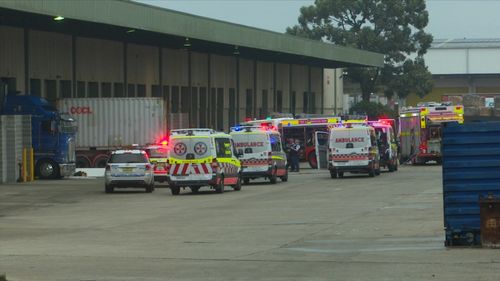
[22,148,27,182]
[30,147,35,181]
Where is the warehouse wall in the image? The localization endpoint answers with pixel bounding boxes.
[0,26,24,93]
[256,61,273,118]
[275,63,290,113]
[291,64,308,114]
[311,67,323,113]
[0,24,328,131]
[238,59,254,122]
[76,37,124,98]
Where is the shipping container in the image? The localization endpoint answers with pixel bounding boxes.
[442,121,500,246]
[58,98,167,168]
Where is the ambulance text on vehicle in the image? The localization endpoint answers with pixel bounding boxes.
[230,125,287,184]
[328,123,381,178]
[167,129,241,195]
[399,103,463,164]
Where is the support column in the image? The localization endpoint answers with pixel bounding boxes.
[72,35,76,97]
[123,42,128,96]
[236,57,240,121]
[308,66,312,114]
[253,60,257,117]
[24,28,29,94]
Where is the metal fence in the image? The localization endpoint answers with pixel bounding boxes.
[0,115,32,183]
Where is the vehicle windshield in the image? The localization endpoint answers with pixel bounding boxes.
[169,137,212,160]
[59,119,77,134]
[108,153,148,163]
[232,133,269,154]
[330,129,369,149]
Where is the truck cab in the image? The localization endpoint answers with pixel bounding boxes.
[1,94,77,179]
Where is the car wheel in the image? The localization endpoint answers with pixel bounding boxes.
[280,170,288,182]
[330,171,337,179]
[190,186,200,193]
[36,159,61,179]
[105,184,114,194]
[369,168,375,177]
[232,176,242,191]
[243,178,250,185]
[215,176,224,193]
[338,172,344,178]
[270,168,278,184]
[171,186,180,195]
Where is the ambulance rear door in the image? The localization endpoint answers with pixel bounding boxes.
[315,131,329,170]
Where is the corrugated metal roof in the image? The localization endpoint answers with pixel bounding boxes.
[432,38,500,49]
[0,0,384,68]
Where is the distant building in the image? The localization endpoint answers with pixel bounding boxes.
[406,38,500,106]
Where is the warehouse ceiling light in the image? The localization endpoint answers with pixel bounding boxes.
[183,38,191,48]
[53,15,64,21]
[126,29,136,33]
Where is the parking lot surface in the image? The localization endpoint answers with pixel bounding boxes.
[1,166,498,281]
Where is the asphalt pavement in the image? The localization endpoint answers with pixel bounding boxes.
[0,165,498,281]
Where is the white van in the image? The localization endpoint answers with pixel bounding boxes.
[167,129,241,195]
[230,126,287,184]
[328,124,381,178]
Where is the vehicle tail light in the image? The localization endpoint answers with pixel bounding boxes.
[419,142,428,154]
[145,164,151,171]
[105,165,111,171]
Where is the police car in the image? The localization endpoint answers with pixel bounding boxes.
[230,125,287,184]
[167,129,241,195]
[104,150,155,193]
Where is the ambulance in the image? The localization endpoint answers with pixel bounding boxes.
[167,129,241,195]
[230,125,287,184]
[327,123,381,178]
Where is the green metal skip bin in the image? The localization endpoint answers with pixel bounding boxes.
[480,195,500,248]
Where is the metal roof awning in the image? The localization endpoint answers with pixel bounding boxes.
[0,0,384,68]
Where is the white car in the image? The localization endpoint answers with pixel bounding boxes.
[104,150,155,193]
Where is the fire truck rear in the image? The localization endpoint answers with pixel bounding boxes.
[399,102,463,164]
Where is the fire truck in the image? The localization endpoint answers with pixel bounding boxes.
[242,117,341,168]
[399,102,464,164]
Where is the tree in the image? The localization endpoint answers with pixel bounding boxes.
[349,101,397,120]
[287,0,434,102]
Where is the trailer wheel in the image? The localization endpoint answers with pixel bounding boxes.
[93,155,109,168]
[76,156,91,168]
[36,159,60,179]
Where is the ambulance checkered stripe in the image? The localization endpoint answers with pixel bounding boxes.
[240,158,268,166]
[331,153,369,160]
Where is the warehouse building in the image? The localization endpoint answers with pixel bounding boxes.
[0,0,382,130]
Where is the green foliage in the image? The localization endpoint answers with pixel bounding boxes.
[349,101,397,120]
[287,0,434,101]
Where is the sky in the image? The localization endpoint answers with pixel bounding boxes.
[135,0,500,40]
